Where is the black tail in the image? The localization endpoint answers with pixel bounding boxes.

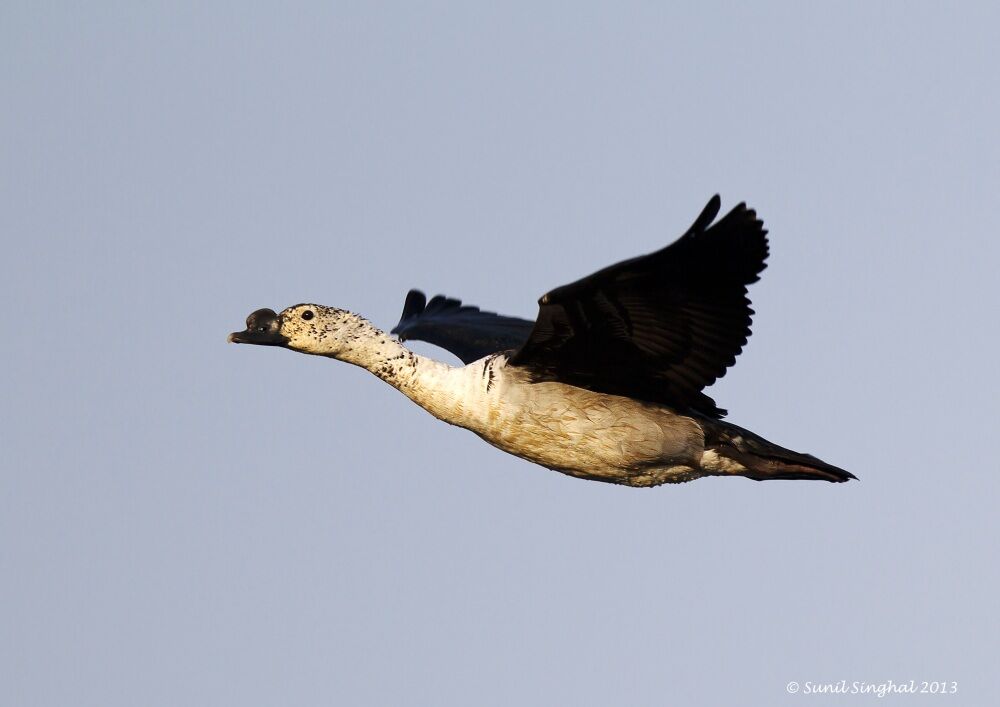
[701,418,856,483]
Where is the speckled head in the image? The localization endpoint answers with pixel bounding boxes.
[228,304,361,356]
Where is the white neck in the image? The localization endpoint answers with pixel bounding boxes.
[334,318,416,381]
[331,317,467,422]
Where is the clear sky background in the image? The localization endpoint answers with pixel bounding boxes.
[3,2,998,705]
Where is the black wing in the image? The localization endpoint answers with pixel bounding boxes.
[391,290,535,364]
[508,195,769,418]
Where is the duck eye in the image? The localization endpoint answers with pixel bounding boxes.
[301,310,315,321]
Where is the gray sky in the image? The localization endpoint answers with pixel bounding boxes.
[3,2,998,705]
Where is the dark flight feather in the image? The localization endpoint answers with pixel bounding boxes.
[390,290,535,364]
[508,195,769,418]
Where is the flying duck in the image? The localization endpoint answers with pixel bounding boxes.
[229,196,854,486]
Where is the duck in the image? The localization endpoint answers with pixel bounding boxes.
[228,195,854,486]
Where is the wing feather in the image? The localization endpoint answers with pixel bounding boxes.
[390,290,535,364]
[508,195,769,418]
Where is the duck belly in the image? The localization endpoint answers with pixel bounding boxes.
[473,376,707,485]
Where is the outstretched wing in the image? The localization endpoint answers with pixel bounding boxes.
[508,195,769,418]
[391,290,535,364]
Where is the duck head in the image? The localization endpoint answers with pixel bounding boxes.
[228,304,366,357]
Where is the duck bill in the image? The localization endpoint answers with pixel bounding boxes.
[227,329,289,346]
[228,307,290,346]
